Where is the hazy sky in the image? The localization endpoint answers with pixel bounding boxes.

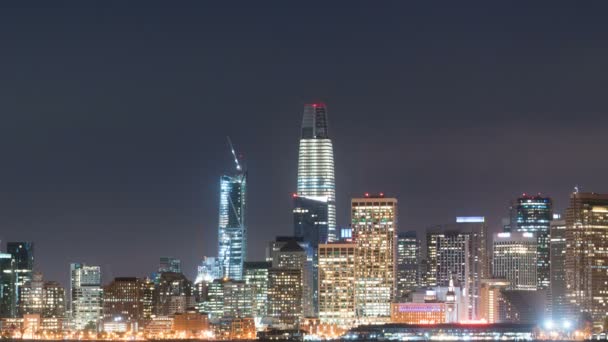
[1,2,608,286]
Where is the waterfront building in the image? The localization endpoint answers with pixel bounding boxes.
[390,303,447,324]
[296,103,336,242]
[565,191,608,329]
[352,194,397,323]
[479,279,510,323]
[492,232,537,291]
[510,195,552,289]
[70,263,102,330]
[549,219,568,320]
[426,216,487,320]
[318,242,356,328]
[21,273,65,319]
[396,231,419,301]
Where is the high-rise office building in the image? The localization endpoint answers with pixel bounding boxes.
[565,192,608,328]
[20,272,44,316]
[153,272,195,316]
[510,195,552,289]
[43,281,66,319]
[549,219,568,320]
[195,257,222,285]
[293,194,329,316]
[103,277,150,325]
[426,217,487,320]
[267,240,307,328]
[318,242,356,328]
[479,279,510,324]
[0,253,15,318]
[352,194,397,323]
[70,263,103,330]
[396,231,420,301]
[218,173,247,280]
[296,103,336,242]
[492,232,537,291]
[159,257,181,274]
[243,261,270,324]
[205,278,252,319]
[7,242,34,312]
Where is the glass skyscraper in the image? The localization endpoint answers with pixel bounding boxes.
[293,194,329,315]
[297,103,336,242]
[396,231,420,301]
[510,194,552,289]
[218,172,247,280]
[7,242,34,314]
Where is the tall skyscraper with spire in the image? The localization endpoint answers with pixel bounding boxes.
[296,103,336,242]
[218,139,247,280]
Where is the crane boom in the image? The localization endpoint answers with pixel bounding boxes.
[227,136,242,172]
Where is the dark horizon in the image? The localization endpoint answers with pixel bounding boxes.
[1,2,608,287]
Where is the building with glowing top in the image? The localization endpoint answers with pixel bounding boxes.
[492,232,537,291]
[296,103,336,242]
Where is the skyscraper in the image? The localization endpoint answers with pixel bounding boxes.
[549,219,568,321]
[0,253,15,318]
[565,191,608,329]
[426,217,487,320]
[352,194,397,323]
[103,277,150,325]
[293,194,329,316]
[243,261,270,324]
[218,140,247,280]
[510,195,552,289]
[159,257,181,274]
[318,242,356,328]
[396,231,420,301]
[70,263,103,330]
[492,232,537,291]
[7,242,34,313]
[296,103,336,242]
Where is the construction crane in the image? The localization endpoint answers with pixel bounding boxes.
[227,136,242,172]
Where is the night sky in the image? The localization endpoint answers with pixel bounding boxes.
[1,2,608,287]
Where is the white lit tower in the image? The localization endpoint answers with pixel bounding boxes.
[296,103,337,242]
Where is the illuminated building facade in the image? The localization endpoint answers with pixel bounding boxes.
[293,194,329,315]
[297,103,336,242]
[102,277,151,326]
[195,256,222,284]
[218,172,247,280]
[70,263,102,330]
[243,261,270,323]
[318,242,356,327]
[390,303,446,324]
[396,231,419,301]
[549,219,568,320]
[479,279,510,323]
[205,278,252,319]
[21,273,65,319]
[510,195,552,289]
[268,240,306,328]
[565,192,608,328]
[159,257,181,274]
[492,232,537,291]
[0,253,15,318]
[7,242,34,314]
[352,195,397,323]
[426,217,487,320]
[153,272,195,316]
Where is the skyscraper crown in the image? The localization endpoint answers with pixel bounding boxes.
[301,103,329,139]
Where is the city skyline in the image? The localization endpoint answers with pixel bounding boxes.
[2,2,608,291]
